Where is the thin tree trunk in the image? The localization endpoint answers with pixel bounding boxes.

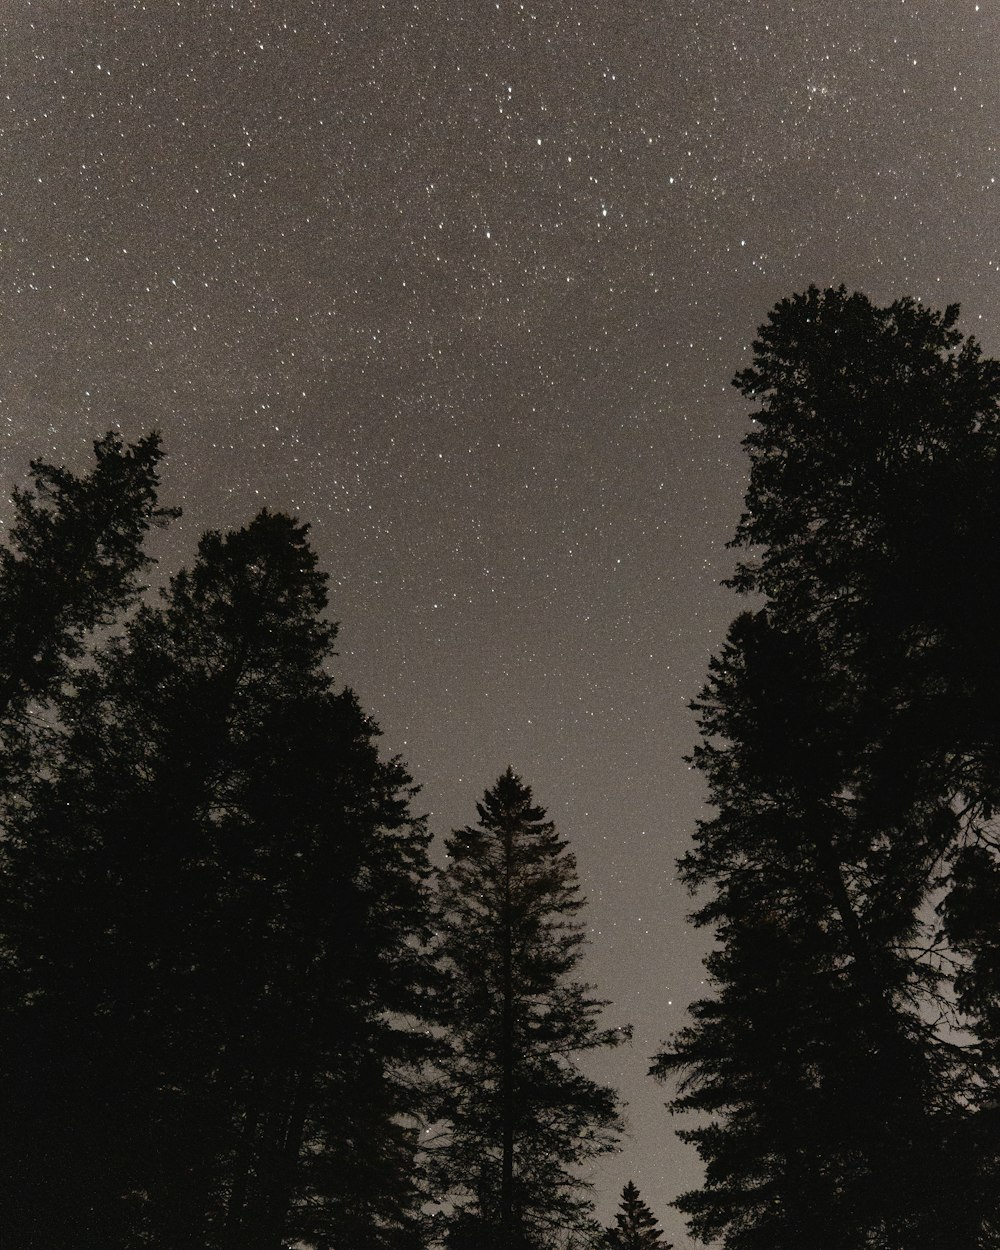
[808,812,901,1027]
[221,1077,263,1250]
[500,816,515,1248]
[253,1069,312,1250]
[809,809,943,1250]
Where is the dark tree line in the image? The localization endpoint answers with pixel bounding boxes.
[0,434,630,1249]
[18,283,989,1250]
[654,287,1000,1248]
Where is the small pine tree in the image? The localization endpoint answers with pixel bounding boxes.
[431,768,628,1249]
[602,1182,670,1250]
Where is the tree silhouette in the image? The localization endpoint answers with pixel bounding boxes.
[0,431,176,1246]
[430,768,628,1249]
[0,430,175,822]
[601,1181,670,1250]
[0,508,435,1249]
[653,287,1000,1248]
[0,430,175,722]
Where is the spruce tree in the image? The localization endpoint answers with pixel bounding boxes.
[431,768,628,1250]
[652,288,1000,1248]
[0,510,435,1249]
[601,1182,670,1250]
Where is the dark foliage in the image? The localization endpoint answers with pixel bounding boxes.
[0,473,436,1248]
[600,1181,670,1250]
[0,430,176,718]
[653,288,1000,1248]
[430,768,628,1249]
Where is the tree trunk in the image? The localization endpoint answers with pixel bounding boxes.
[500,815,515,1247]
[247,1067,312,1250]
[221,1081,262,1250]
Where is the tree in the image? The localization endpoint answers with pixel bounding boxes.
[0,509,436,1249]
[0,430,176,1246]
[430,768,628,1250]
[0,430,175,776]
[0,430,175,704]
[601,1182,670,1250]
[652,288,1000,1248]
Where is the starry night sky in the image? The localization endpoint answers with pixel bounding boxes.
[3,2,998,1243]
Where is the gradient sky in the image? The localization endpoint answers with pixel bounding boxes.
[3,2,998,1243]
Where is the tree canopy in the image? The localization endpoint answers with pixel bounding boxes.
[653,287,1000,1248]
[0,453,436,1249]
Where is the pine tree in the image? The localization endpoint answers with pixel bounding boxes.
[652,288,1000,1248]
[601,1182,670,1250]
[0,430,175,800]
[431,768,628,1250]
[0,430,176,1246]
[0,430,175,716]
[0,510,435,1249]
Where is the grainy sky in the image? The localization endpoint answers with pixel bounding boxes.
[3,1,998,1243]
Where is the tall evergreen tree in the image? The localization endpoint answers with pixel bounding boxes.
[652,288,1000,1248]
[0,430,176,1246]
[430,768,628,1250]
[601,1182,670,1250]
[0,510,435,1249]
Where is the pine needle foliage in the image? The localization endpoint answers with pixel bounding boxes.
[653,288,1000,1249]
[431,768,628,1250]
[601,1181,671,1250]
[0,497,436,1249]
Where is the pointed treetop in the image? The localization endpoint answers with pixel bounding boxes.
[474,766,550,828]
[602,1181,671,1250]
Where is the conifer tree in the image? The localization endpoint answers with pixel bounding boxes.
[431,768,628,1250]
[652,288,1000,1248]
[601,1182,670,1250]
[0,430,175,719]
[0,431,176,1246]
[0,509,435,1249]
[0,430,175,804]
